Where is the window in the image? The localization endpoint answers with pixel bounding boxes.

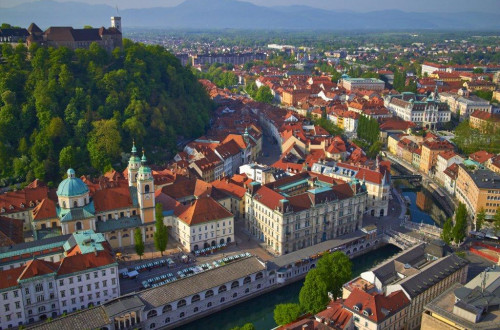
[194,307,199,313]
[61,290,65,298]
[191,295,200,303]
[4,303,10,312]
[95,282,99,289]
[149,323,156,329]
[162,305,172,313]
[15,301,20,309]
[231,281,239,289]
[86,274,90,280]
[70,288,75,295]
[245,288,250,293]
[94,272,98,279]
[255,272,263,280]
[232,293,237,298]
[3,293,7,300]
[147,310,157,318]
[102,270,106,276]
[77,275,82,282]
[177,299,186,308]
[59,279,64,286]
[165,317,170,323]
[207,302,212,308]
[205,290,214,298]
[103,280,107,287]
[13,291,18,298]
[35,283,43,292]
[87,284,91,291]
[220,297,225,303]
[218,285,227,293]
[69,277,73,284]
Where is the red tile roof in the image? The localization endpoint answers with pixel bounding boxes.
[344,288,410,323]
[315,300,353,329]
[0,267,24,290]
[212,179,247,199]
[177,196,233,226]
[0,216,24,247]
[18,259,59,281]
[58,250,115,275]
[93,186,134,213]
[32,198,57,221]
[469,150,494,164]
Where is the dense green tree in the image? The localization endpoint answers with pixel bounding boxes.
[87,119,122,173]
[441,218,453,245]
[316,251,352,299]
[274,303,302,326]
[453,203,468,244]
[0,40,213,186]
[154,203,168,256]
[475,90,493,101]
[254,85,274,104]
[493,208,500,235]
[357,115,380,145]
[230,323,255,330]
[476,208,486,232]
[299,268,329,314]
[134,227,145,260]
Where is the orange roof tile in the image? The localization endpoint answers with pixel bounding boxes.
[177,196,233,226]
[18,259,59,281]
[32,198,57,221]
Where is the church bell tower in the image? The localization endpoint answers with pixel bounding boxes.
[137,149,155,223]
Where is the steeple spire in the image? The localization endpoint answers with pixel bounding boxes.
[131,139,137,154]
[141,148,147,164]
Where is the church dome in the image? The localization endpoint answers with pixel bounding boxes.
[57,169,89,197]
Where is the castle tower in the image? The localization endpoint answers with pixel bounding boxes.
[128,141,141,187]
[111,16,122,32]
[137,149,155,223]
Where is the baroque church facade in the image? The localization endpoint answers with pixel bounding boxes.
[55,143,156,249]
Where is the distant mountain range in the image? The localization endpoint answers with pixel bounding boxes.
[1,0,500,30]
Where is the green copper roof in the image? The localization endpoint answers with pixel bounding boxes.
[129,156,141,164]
[63,230,107,255]
[57,201,95,222]
[57,169,89,197]
[139,166,152,174]
[95,216,142,233]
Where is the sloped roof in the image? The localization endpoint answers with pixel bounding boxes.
[344,288,410,323]
[18,259,59,281]
[0,216,24,247]
[58,250,115,276]
[93,186,134,212]
[32,198,57,221]
[161,179,212,200]
[177,196,233,226]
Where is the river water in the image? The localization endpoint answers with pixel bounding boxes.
[182,244,401,330]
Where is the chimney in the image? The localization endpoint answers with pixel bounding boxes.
[279,199,289,213]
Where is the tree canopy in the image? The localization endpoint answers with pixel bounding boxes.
[299,251,352,314]
[154,203,168,256]
[274,303,302,326]
[0,40,213,187]
[453,203,468,244]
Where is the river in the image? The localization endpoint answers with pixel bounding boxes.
[181,244,401,330]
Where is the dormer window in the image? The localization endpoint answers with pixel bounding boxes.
[9,205,14,210]
[29,201,35,207]
[0,208,4,213]
[20,203,25,208]
[353,305,360,311]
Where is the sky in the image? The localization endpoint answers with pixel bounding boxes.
[0,0,498,12]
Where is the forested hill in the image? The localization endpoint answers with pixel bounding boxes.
[0,40,213,187]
